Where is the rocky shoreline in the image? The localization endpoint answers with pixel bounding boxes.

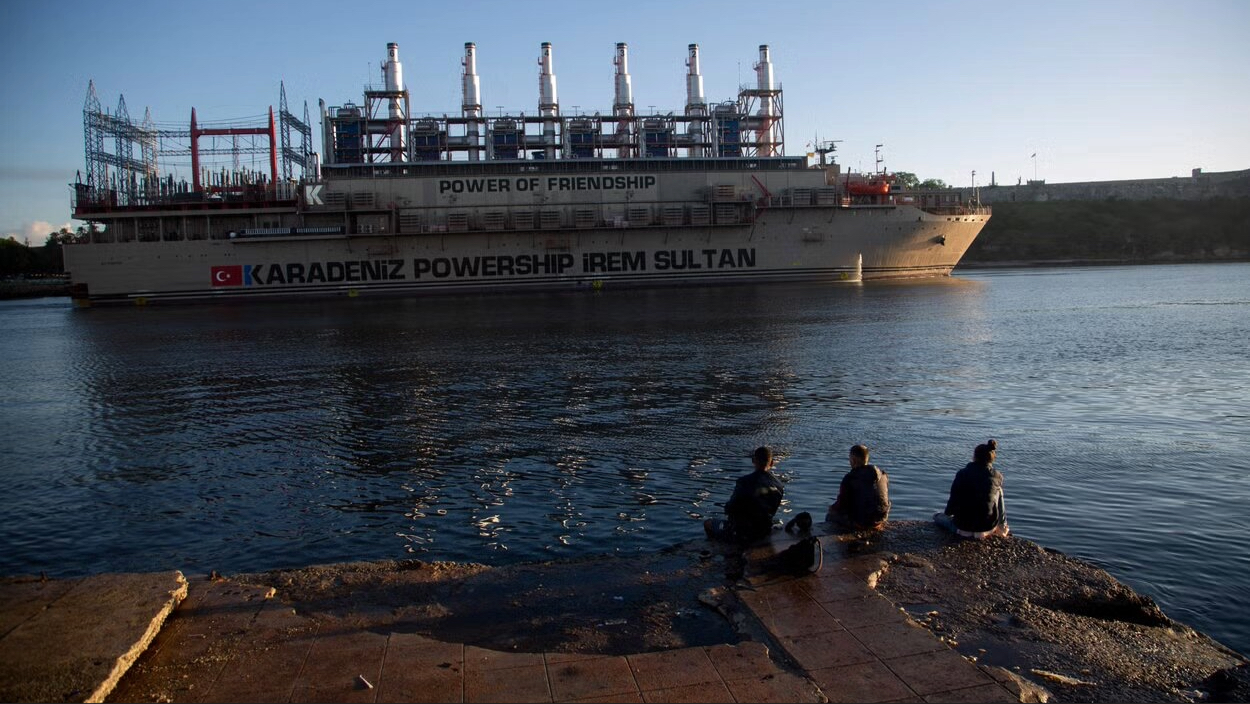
[216,520,1247,703]
[858,522,1248,702]
[0,280,70,300]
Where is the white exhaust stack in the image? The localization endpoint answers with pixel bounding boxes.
[538,42,558,159]
[755,44,777,157]
[685,43,706,157]
[383,42,406,161]
[319,98,332,165]
[613,42,635,157]
[462,42,482,161]
[613,42,634,117]
[685,43,705,114]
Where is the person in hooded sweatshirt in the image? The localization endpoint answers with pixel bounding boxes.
[826,444,891,531]
[935,439,1010,539]
[704,446,784,543]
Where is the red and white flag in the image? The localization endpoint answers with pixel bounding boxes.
[210,265,243,287]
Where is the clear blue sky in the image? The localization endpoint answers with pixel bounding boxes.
[2,0,1248,242]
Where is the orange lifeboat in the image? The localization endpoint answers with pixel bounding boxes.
[847,179,891,196]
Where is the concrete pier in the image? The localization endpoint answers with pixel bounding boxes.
[4,521,1244,702]
[0,538,1035,703]
[0,571,186,702]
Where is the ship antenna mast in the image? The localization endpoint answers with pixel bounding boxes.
[875,144,884,174]
[815,139,841,166]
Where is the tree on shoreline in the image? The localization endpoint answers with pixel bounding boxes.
[891,172,950,190]
[0,228,69,277]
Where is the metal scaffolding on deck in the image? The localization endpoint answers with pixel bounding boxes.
[79,82,312,211]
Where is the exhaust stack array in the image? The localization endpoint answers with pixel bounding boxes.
[321,41,784,163]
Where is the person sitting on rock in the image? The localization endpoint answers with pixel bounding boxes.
[934,439,1010,539]
[704,446,784,543]
[826,444,891,531]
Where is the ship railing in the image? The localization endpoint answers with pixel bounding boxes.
[231,226,346,239]
[386,200,763,234]
[919,203,992,216]
[71,182,298,216]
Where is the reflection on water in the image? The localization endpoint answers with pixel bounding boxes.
[1,264,1248,654]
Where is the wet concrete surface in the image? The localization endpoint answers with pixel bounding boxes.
[234,544,741,657]
[4,521,1248,703]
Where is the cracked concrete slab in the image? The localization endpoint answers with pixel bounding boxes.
[0,571,187,703]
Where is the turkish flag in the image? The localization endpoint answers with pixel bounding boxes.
[211,265,243,287]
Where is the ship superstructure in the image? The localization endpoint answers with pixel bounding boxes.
[66,42,988,305]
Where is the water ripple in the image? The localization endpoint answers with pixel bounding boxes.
[1,265,1248,653]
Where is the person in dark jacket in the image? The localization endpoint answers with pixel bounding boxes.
[704,446,784,542]
[934,439,1010,538]
[827,444,891,531]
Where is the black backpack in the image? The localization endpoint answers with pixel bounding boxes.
[774,536,823,575]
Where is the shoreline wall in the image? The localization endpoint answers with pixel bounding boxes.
[0,280,71,300]
[954,168,1250,264]
[957,167,1250,204]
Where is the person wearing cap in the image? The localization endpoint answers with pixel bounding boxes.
[826,444,891,531]
[704,446,784,543]
[934,439,1010,539]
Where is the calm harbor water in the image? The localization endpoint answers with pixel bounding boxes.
[1,263,1248,654]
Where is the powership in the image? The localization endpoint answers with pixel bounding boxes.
[66,42,989,305]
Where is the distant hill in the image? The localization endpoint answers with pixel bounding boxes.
[961,197,1250,266]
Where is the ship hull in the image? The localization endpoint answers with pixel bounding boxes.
[64,204,986,305]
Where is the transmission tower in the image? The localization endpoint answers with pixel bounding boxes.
[83,81,107,191]
[279,81,313,180]
[115,95,133,179]
[81,80,300,207]
[140,107,158,180]
[81,83,158,205]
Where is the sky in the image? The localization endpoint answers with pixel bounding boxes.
[1,0,1248,243]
